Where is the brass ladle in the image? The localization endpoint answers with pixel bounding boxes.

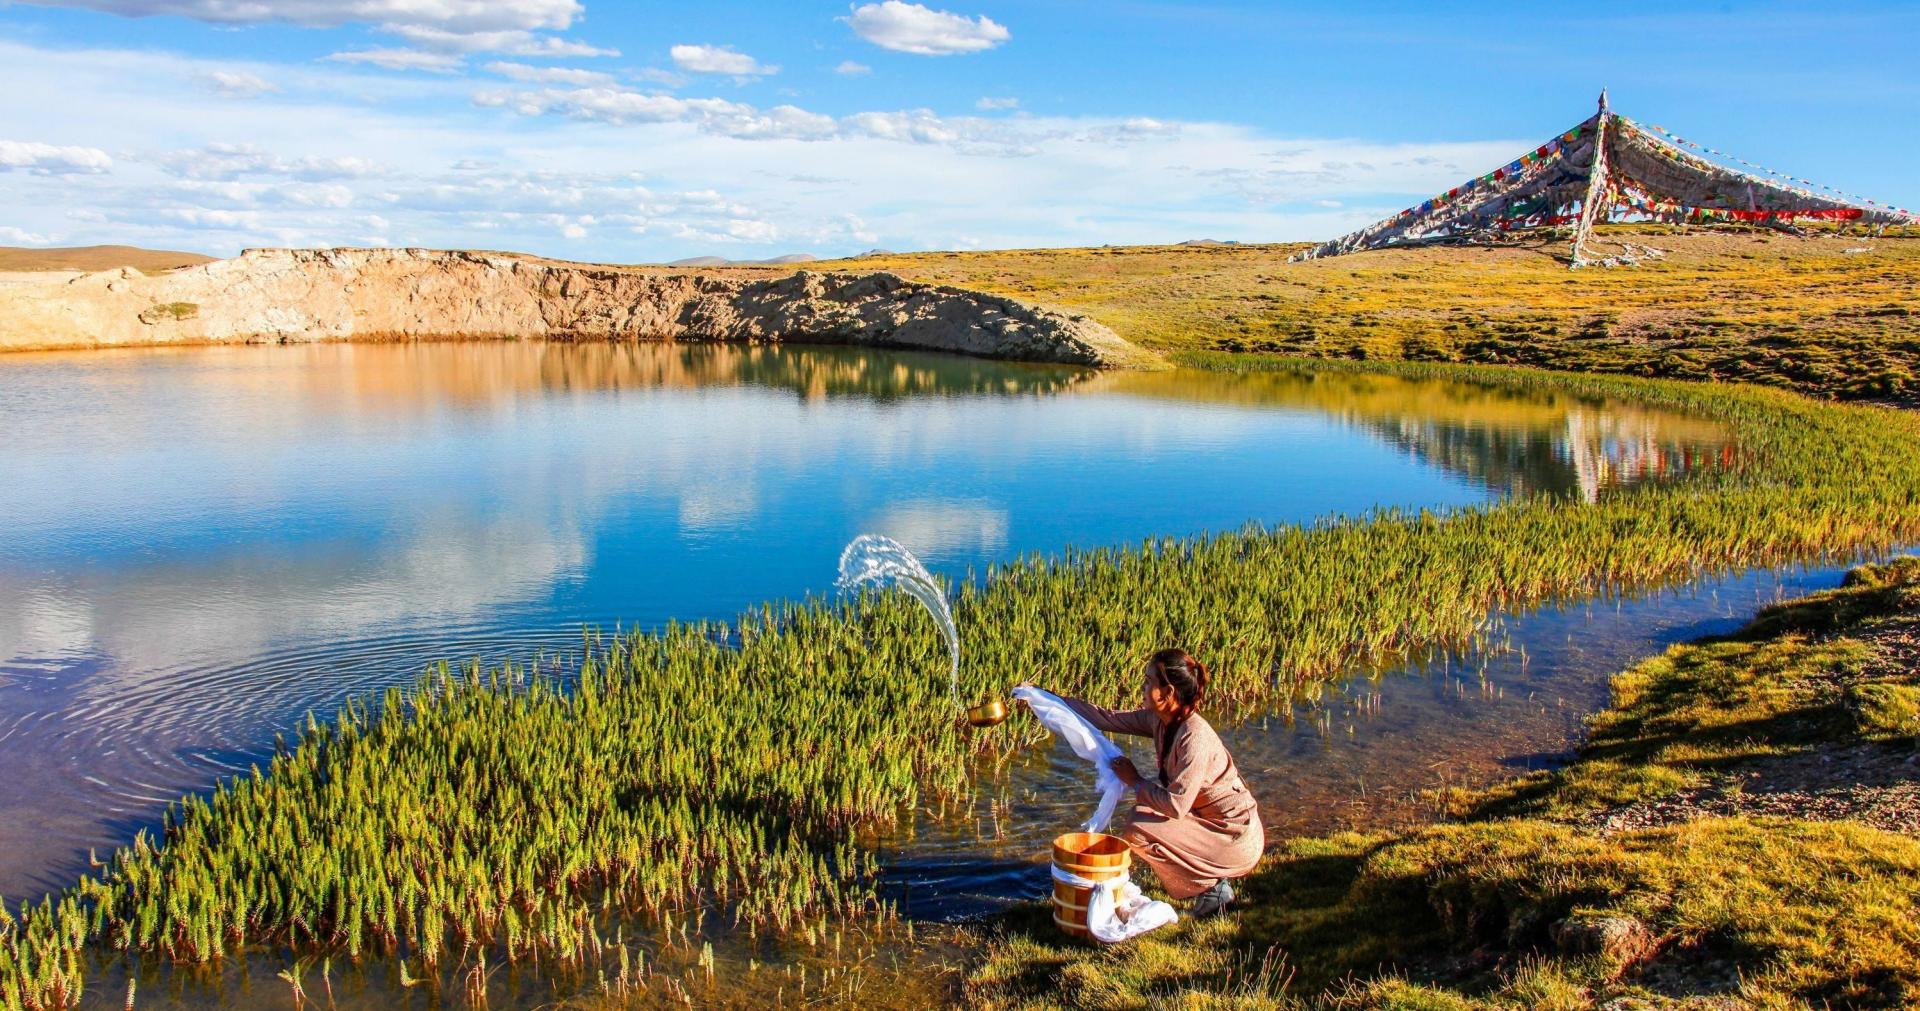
[965,695,1008,727]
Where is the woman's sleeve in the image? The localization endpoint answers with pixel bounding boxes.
[1133,731,1219,819]
[1062,698,1158,738]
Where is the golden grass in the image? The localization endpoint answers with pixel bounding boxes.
[0,245,213,274]
[820,228,1920,399]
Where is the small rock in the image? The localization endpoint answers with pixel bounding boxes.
[1552,912,1656,974]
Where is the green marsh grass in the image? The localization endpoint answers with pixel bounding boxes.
[7,355,1920,1009]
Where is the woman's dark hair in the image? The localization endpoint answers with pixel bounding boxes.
[1147,647,1209,714]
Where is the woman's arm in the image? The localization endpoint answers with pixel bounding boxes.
[1132,731,1219,819]
[1062,697,1159,738]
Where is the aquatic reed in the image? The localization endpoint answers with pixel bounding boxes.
[6,356,1920,1010]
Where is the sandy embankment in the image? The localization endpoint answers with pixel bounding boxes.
[0,248,1164,368]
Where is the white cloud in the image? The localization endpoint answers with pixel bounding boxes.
[324,47,463,72]
[1079,116,1178,145]
[31,0,581,32]
[483,61,614,86]
[148,144,385,181]
[381,25,535,52]
[724,217,777,241]
[834,60,872,76]
[845,2,1010,56]
[476,87,841,141]
[384,24,612,57]
[840,108,1035,153]
[151,143,277,179]
[669,44,778,77]
[0,225,55,245]
[41,1,612,57]
[633,67,685,87]
[975,96,1017,110]
[290,155,382,179]
[507,35,619,58]
[152,207,263,229]
[474,84,1037,151]
[195,69,277,98]
[0,140,113,174]
[279,182,355,208]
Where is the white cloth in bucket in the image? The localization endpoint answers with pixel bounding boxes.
[1012,686,1126,833]
[1050,863,1178,943]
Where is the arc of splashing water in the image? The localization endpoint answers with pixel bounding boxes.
[835,534,962,704]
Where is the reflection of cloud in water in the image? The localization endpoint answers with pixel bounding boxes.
[2,510,588,701]
[0,587,95,662]
[677,482,760,536]
[868,500,1010,560]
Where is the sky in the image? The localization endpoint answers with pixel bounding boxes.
[0,0,1914,262]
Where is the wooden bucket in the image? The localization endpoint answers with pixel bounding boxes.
[1051,832,1130,939]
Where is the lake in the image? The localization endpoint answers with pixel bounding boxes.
[0,340,1732,904]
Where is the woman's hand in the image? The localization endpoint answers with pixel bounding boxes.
[1012,681,1036,710]
[1110,756,1141,787]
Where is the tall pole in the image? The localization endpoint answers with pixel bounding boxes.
[1570,89,1613,267]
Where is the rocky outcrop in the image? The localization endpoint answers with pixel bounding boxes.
[0,247,1162,368]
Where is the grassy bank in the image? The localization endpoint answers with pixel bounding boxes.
[828,229,1920,399]
[7,357,1920,1010]
[967,558,1920,1010]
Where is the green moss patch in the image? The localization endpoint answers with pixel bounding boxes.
[136,300,199,324]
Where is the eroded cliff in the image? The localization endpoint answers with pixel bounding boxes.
[0,247,1161,367]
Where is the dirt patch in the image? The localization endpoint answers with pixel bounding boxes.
[1589,612,1920,835]
[1585,744,1920,835]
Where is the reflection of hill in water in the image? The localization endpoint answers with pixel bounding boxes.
[277,342,1097,411]
[263,345,1726,499]
[57,343,1735,499]
[1099,368,1734,500]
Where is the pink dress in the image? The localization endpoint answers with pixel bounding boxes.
[1065,699,1265,899]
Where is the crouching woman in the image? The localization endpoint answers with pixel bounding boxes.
[1060,647,1264,916]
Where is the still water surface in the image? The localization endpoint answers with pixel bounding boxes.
[0,341,1731,906]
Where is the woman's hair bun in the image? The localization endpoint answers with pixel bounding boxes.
[1149,647,1207,709]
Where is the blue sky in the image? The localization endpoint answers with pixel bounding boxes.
[0,0,1913,260]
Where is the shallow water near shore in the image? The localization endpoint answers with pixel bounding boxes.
[0,339,1748,1006]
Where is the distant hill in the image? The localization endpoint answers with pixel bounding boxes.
[1177,239,1239,247]
[666,253,820,267]
[0,245,215,274]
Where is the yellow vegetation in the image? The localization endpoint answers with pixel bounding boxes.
[823,229,1920,399]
